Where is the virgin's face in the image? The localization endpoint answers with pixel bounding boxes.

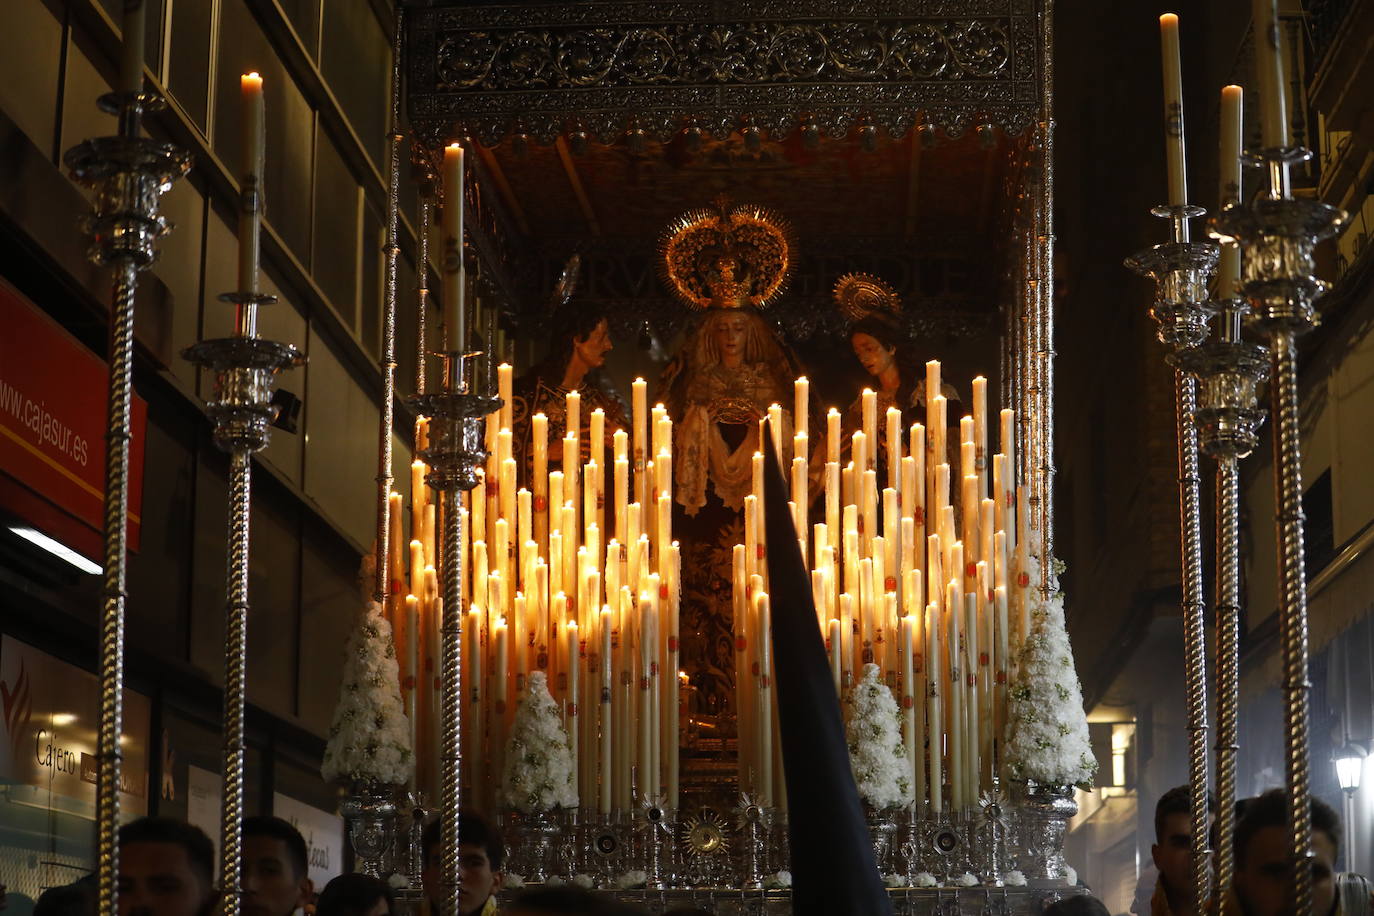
[851,332,895,378]
[573,319,612,369]
[711,313,750,363]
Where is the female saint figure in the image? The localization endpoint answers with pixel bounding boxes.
[655,200,804,723]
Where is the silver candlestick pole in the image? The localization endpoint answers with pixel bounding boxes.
[184,295,303,916]
[407,354,500,916]
[1212,147,1345,916]
[1126,205,1218,915]
[1177,299,1268,901]
[65,72,191,916]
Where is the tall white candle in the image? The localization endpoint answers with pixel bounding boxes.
[794,377,810,441]
[1251,0,1289,149]
[1159,14,1189,206]
[119,0,147,95]
[441,144,465,350]
[238,74,266,304]
[1218,85,1244,303]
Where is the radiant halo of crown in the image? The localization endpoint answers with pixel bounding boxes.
[658,195,795,311]
[833,271,902,322]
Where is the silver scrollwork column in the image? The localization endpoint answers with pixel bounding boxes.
[1213,147,1345,916]
[65,80,191,916]
[408,354,499,916]
[1178,302,1268,902]
[1127,207,1218,915]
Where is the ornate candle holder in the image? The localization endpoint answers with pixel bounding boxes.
[1175,301,1268,902]
[64,86,191,916]
[1125,205,1219,915]
[184,295,304,915]
[407,354,500,916]
[340,782,401,878]
[1212,146,1346,916]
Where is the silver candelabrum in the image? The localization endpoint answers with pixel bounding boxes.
[64,80,191,916]
[184,288,303,916]
[1212,146,1345,916]
[407,354,500,916]
[1177,297,1268,901]
[1125,204,1218,915]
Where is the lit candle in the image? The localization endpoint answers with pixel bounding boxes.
[498,363,514,430]
[886,407,901,491]
[862,389,878,450]
[632,378,648,504]
[441,144,465,351]
[1251,0,1289,149]
[926,602,943,812]
[1218,85,1244,304]
[829,618,843,695]
[900,615,917,797]
[971,377,987,498]
[794,377,810,441]
[566,621,580,787]
[755,591,773,807]
[465,605,484,800]
[119,0,147,95]
[599,605,614,814]
[589,407,605,468]
[1159,14,1189,206]
[827,408,842,466]
[768,403,784,459]
[237,74,266,307]
[946,579,964,809]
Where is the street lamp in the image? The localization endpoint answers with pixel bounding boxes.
[1335,743,1367,796]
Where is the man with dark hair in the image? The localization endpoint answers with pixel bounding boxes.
[241,817,313,916]
[509,265,627,485]
[420,813,505,916]
[1232,788,1371,916]
[117,817,217,916]
[1149,784,1218,916]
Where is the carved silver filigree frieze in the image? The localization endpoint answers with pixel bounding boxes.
[407,2,1040,147]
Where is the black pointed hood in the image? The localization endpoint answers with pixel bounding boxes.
[762,423,893,915]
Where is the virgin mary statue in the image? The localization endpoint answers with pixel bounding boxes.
[656,198,807,720]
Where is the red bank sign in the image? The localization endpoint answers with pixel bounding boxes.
[0,280,145,551]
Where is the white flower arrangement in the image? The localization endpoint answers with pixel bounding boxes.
[502,874,526,890]
[570,874,594,889]
[502,671,579,813]
[953,872,978,887]
[386,874,410,890]
[1004,543,1097,788]
[321,601,415,786]
[913,872,937,888]
[844,664,915,810]
[616,870,648,889]
[1005,870,1027,887]
[883,874,909,888]
[1065,866,1078,886]
[764,871,792,889]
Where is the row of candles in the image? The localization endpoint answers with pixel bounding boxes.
[383,372,685,814]
[381,360,1037,817]
[734,363,1036,813]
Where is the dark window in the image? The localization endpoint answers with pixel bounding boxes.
[313,128,360,325]
[319,0,389,168]
[166,0,212,133]
[1303,468,1335,576]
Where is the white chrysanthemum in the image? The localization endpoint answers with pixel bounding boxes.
[954,872,978,887]
[321,601,415,786]
[1004,541,1096,788]
[844,664,914,810]
[501,671,579,813]
[913,872,937,888]
[1005,870,1027,886]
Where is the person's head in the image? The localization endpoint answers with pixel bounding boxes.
[848,313,904,382]
[698,308,772,369]
[1041,897,1110,916]
[314,875,391,916]
[241,817,312,916]
[420,813,505,916]
[1151,784,1218,905]
[117,817,217,916]
[548,302,613,382]
[1233,788,1341,916]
